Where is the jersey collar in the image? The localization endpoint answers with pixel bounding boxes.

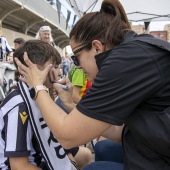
[95,49,112,70]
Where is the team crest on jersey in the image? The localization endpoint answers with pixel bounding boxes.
[20,111,28,124]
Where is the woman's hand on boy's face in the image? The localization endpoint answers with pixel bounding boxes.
[14,52,52,87]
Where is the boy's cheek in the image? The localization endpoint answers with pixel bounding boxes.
[44,77,52,88]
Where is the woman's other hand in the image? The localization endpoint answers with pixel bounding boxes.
[53,77,75,111]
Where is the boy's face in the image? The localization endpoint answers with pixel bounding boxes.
[38,61,61,88]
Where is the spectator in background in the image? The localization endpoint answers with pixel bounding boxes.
[0,36,12,61]
[35,25,57,48]
[14,38,25,50]
[95,140,123,163]
[69,65,92,104]
[61,56,69,77]
[7,38,25,91]
[94,125,124,165]
[7,37,25,63]
[6,51,14,64]
[9,70,19,90]
[69,56,74,71]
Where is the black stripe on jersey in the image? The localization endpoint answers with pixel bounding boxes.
[39,118,47,129]
[0,37,2,60]
[4,150,30,157]
[2,110,8,143]
[16,104,29,153]
[19,82,54,170]
[0,89,20,108]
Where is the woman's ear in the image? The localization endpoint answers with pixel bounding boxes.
[92,40,104,54]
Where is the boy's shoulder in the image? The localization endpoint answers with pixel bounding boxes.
[0,89,24,110]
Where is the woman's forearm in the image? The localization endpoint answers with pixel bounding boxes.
[101,125,124,143]
[36,90,68,134]
[61,100,76,112]
[35,90,111,149]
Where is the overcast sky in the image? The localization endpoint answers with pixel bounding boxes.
[58,0,170,31]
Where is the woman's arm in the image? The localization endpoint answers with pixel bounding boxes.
[35,89,111,148]
[72,86,82,104]
[14,54,112,148]
[101,125,124,143]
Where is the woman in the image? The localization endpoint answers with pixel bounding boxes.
[35,25,57,48]
[14,0,170,169]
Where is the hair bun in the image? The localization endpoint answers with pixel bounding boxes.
[100,0,116,16]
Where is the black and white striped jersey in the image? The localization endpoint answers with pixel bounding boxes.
[0,37,12,61]
[0,89,43,169]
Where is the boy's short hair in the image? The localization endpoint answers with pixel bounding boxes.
[14,38,25,45]
[13,40,61,69]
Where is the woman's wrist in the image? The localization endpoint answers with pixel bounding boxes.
[33,82,44,87]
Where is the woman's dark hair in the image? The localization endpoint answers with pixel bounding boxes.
[13,40,61,69]
[70,0,131,49]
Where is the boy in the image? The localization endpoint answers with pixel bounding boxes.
[0,40,91,170]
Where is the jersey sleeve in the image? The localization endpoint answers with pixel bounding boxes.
[4,104,32,157]
[76,42,163,125]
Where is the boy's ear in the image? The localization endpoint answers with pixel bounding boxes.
[37,64,46,71]
[36,64,41,70]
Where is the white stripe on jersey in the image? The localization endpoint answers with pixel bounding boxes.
[26,120,32,151]
[1,95,23,115]
[0,110,6,170]
[6,106,19,151]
